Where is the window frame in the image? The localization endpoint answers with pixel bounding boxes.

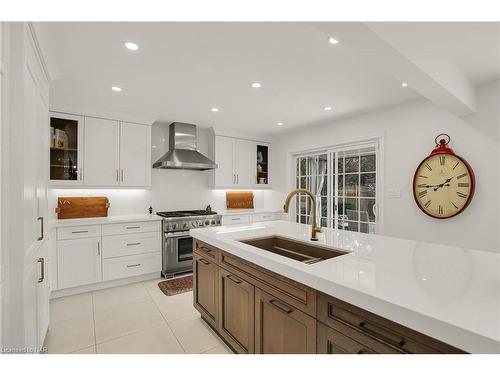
[291,137,384,235]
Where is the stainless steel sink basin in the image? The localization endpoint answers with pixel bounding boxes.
[239,235,348,264]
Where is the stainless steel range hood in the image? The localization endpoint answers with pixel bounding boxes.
[152,122,217,170]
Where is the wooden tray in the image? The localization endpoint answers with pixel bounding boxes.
[226,191,254,209]
[56,197,110,219]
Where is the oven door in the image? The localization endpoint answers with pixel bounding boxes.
[163,231,193,273]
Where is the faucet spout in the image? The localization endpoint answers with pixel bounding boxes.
[283,189,323,241]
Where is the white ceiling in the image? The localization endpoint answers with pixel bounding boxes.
[36,22,500,137]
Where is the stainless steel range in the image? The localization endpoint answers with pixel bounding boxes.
[157,209,221,278]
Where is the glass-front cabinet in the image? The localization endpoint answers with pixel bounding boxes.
[49,112,84,184]
[256,144,269,186]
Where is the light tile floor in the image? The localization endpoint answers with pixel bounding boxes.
[44,277,233,354]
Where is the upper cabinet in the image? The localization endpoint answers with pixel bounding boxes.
[84,117,120,186]
[209,132,271,189]
[49,113,152,188]
[50,113,84,184]
[120,122,152,187]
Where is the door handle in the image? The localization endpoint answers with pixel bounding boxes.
[116,169,119,181]
[37,217,44,240]
[37,258,45,283]
[268,299,293,314]
[199,258,210,265]
[97,242,101,256]
[358,321,406,348]
[226,274,242,284]
[121,169,124,182]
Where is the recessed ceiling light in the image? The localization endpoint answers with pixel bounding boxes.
[324,106,332,111]
[211,108,219,112]
[124,42,139,51]
[111,86,122,92]
[251,82,262,88]
[328,37,339,45]
[276,122,284,126]
[401,82,408,87]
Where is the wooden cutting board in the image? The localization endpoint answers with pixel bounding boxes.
[56,197,110,219]
[226,191,254,209]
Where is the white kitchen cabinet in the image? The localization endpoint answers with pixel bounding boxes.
[214,136,235,187]
[36,242,50,347]
[234,139,256,186]
[120,122,151,187]
[84,117,120,186]
[57,237,102,289]
[210,133,271,189]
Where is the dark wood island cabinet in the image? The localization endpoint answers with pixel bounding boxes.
[192,239,466,354]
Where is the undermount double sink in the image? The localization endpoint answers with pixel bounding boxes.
[239,235,348,265]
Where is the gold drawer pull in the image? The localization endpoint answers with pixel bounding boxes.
[268,299,293,314]
[358,321,406,348]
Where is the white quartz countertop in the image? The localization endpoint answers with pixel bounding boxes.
[190,220,500,353]
[216,208,283,216]
[50,214,162,227]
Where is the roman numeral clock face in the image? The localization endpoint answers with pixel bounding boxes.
[414,153,474,219]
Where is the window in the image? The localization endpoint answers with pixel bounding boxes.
[294,142,379,234]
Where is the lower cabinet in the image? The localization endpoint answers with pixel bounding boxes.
[57,237,102,289]
[254,288,316,354]
[218,268,255,354]
[193,251,218,328]
[317,322,378,354]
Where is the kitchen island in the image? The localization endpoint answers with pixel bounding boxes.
[190,220,500,354]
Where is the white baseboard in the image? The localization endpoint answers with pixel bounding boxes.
[49,272,161,299]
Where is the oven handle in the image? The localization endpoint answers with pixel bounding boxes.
[164,231,191,239]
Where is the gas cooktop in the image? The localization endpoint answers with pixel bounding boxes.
[156,210,219,218]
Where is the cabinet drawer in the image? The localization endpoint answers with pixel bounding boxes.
[317,322,378,354]
[101,221,161,236]
[252,212,282,222]
[221,215,252,225]
[194,240,219,262]
[219,251,316,317]
[317,292,465,354]
[57,225,101,240]
[102,232,161,259]
[102,252,161,281]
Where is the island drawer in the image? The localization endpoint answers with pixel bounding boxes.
[219,250,316,317]
[317,292,465,354]
[317,322,381,354]
[194,240,219,262]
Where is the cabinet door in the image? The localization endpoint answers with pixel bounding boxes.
[254,288,316,354]
[120,122,151,186]
[49,113,84,184]
[36,242,50,347]
[57,238,102,289]
[193,252,218,327]
[218,268,255,354]
[234,139,256,187]
[214,136,235,187]
[84,117,120,186]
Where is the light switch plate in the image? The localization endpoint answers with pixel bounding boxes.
[387,188,401,198]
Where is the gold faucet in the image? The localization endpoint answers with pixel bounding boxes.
[283,189,323,241]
